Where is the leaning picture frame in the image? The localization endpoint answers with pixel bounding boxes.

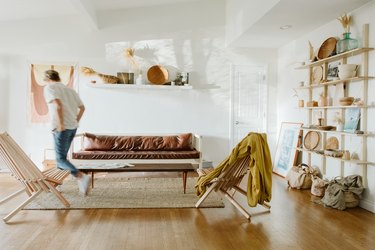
[327,61,340,81]
[273,122,303,177]
[344,108,361,133]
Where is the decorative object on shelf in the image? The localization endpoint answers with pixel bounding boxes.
[342,150,351,160]
[312,111,323,126]
[318,118,324,126]
[135,73,143,85]
[308,41,316,62]
[303,131,320,150]
[339,96,355,106]
[306,101,318,107]
[312,66,323,84]
[344,108,361,132]
[147,65,169,85]
[333,111,344,131]
[327,61,339,81]
[336,13,359,54]
[333,84,345,106]
[317,125,336,131]
[324,149,344,158]
[180,72,189,85]
[80,67,120,84]
[293,89,304,107]
[325,136,339,150]
[298,100,304,107]
[117,72,134,84]
[123,48,140,74]
[353,98,364,106]
[273,122,303,177]
[336,32,359,54]
[338,64,358,79]
[318,92,329,107]
[317,37,337,59]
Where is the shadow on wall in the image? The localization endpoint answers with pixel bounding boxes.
[104,38,222,90]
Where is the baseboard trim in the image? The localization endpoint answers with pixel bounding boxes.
[360,198,375,213]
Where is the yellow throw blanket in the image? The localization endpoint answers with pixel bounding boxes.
[195,133,272,207]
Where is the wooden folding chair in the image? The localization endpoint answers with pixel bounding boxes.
[195,133,272,220]
[0,132,70,223]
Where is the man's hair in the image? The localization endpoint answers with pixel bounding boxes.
[44,70,61,82]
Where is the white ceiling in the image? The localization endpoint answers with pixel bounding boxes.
[0,0,200,22]
[0,0,373,48]
[230,0,373,48]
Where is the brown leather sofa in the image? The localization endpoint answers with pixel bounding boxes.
[70,132,202,166]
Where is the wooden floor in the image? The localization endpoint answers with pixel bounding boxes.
[1,172,375,250]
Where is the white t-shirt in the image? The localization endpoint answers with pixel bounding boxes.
[44,82,83,130]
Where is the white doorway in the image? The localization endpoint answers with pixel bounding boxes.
[230,64,267,149]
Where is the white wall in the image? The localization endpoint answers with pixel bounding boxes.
[277,2,375,212]
[1,1,278,169]
[0,56,9,131]
[225,0,279,46]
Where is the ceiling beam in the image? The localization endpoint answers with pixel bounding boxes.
[69,0,99,30]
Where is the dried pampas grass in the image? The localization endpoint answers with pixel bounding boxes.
[337,13,352,33]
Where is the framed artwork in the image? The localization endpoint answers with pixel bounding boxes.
[273,122,303,177]
[327,61,340,81]
[344,108,361,132]
[29,63,77,123]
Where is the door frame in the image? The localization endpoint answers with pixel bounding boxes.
[229,63,268,149]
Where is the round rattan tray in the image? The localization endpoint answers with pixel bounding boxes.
[304,131,320,150]
[317,37,337,60]
[326,136,339,150]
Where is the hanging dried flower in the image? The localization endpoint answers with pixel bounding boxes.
[337,13,352,33]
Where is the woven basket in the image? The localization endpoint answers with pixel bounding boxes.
[317,37,337,60]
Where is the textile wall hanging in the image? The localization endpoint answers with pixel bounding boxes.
[29,64,77,123]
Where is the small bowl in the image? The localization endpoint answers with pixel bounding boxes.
[338,64,358,79]
[339,97,354,106]
[324,149,344,158]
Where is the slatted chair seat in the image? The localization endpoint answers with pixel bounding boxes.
[42,168,70,186]
[195,133,272,220]
[0,132,70,223]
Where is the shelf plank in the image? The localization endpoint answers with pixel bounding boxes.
[295,76,375,89]
[87,83,193,90]
[300,127,372,137]
[300,105,375,110]
[295,47,374,69]
[296,148,370,165]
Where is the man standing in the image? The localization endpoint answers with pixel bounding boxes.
[43,69,90,195]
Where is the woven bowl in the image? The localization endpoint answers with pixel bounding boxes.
[317,37,337,60]
[339,97,354,106]
[147,65,169,85]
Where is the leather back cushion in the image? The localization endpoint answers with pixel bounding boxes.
[82,133,193,151]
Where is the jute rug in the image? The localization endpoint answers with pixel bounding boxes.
[25,177,224,210]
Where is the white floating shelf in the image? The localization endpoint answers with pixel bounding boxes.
[87,83,193,90]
